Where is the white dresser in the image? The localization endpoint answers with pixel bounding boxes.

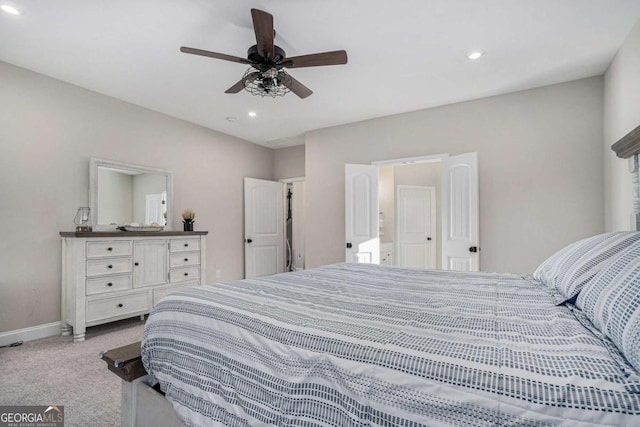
[60,231,207,342]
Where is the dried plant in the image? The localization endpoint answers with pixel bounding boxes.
[182,208,195,221]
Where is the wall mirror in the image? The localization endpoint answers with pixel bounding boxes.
[89,158,173,230]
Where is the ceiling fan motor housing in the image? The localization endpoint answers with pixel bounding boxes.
[247,44,287,70]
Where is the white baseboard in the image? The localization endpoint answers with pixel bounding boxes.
[0,321,61,347]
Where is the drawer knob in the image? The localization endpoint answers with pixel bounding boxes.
[184,258,188,262]
[134,262,139,266]
[108,265,113,269]
[184,272,189,276]
[184,243,189,247]
[107,283,113,287]
[117,304,123,308]
[107,247,113,251]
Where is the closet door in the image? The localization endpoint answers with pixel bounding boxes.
[396,185,436,269]
[244,177,284,278]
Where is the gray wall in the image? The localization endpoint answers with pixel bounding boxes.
[305,77,604,274]
[604,19,640,231]
[274,145,305,180]
[0,61,274,333]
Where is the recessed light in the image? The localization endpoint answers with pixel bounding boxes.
[225,116,237,123]
[468,51,484,60]
[1,4,21,15]
[248,111,257,117]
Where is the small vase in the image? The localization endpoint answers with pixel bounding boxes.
[183,220,194,232]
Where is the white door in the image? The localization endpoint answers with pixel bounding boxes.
[345,164,380,263]
[441,152,479,271]
[396,185,436,269]
[244,178,284,278]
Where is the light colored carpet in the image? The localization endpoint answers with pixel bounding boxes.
[0,317,145,427]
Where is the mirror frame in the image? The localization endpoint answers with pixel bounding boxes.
[89,158,174,231]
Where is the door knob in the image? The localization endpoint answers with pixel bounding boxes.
[426,237,432,241]
[246,238,253,244]
[469,246,478,253]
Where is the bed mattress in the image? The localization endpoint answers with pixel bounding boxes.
[142,263,640,426]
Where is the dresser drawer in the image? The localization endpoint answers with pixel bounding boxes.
[86,291,150,323]
[169,266,200,284]
[86,258,132,277]
[170,239,200,253]
[86,275,132,295]
[87,241,132,258]
[169,253,200,268]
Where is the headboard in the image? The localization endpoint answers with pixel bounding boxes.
[612,124,640,231]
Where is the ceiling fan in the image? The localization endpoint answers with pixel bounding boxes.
[180,8,348,99]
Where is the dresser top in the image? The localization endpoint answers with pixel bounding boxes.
[60,231,208,238]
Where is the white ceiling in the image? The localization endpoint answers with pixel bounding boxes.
[2,0,640,148]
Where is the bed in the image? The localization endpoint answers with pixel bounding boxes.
[107,126,640,426]
[140,257,640,426]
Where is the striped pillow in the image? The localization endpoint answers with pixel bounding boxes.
[576,240,640,372]
[533,231,640,303]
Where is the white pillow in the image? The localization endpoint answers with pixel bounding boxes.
[576,239,640,372]
[533,231,640,303]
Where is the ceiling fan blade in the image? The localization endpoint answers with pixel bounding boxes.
[180,46,251,64]
[285,75,313,99]
[224,80,246,94]
[284,50,348,68]
[251,9,274,58]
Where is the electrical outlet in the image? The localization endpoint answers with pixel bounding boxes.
[215,269,221,279]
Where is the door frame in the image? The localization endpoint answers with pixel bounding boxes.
[371,153,449,167]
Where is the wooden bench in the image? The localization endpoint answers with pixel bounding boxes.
[101,341,148,382]
[101,342,183,426]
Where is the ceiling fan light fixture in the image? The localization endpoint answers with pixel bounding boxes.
[242,67,291,98]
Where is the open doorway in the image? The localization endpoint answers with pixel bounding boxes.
[378,162,440,268]
[284,179,305,272]
[345,152,479,271]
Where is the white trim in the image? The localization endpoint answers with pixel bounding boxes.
[279,176,306,183]
[0,321,62,346]
[371,153,449,167]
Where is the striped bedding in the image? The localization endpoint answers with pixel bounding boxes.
[141,263,640,426]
